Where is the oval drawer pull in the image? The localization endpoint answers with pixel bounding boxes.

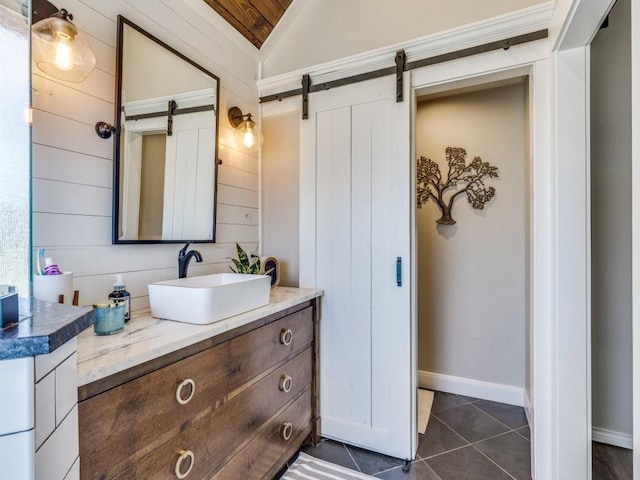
[175,449,195,479]
[176,379,196,405]
[280,328,293,346]
[279,374,293,393]
[281,422,293,441]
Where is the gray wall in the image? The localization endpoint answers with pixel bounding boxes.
[416,82,527,391]
[261,112,300,287]
[590,0,633,438]
[261,0,546,77]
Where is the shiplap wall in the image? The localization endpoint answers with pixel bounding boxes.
[31,0,260,310]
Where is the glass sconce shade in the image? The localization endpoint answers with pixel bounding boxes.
[32,10,96,82]
[237,115,259,149]
[228,106,262,151]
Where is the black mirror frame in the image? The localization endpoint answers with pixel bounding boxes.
[112,15,220,244]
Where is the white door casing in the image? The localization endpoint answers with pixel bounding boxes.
[551,1,617,478]
[553,46,591,480]
[300,74,414,459]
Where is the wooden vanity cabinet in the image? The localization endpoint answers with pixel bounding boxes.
[78,300,319,480]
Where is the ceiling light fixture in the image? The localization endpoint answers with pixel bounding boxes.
[31,1,96,83]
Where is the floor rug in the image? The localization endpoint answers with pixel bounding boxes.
[418,388,434,434]
[281,452,377,479]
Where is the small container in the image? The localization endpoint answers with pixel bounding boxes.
[93,302,125,335]
[33,271,74,304]
[0,285,18,328]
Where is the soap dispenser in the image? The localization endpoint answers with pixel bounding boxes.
[109,274,131,323]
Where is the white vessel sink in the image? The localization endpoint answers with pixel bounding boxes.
[148,273,271,324]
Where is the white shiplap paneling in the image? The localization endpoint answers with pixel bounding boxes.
[216,184,258,209]
[32,145,112,188]
[32,179,111,216]
[217,165,259,192]
[33,64,115,103]
[31,243,247,278]
[32,111,112,159]
[218,142,259,174]
[31,0,260,308]
[33,213,112,247]
[32,73,114,124]
[216,205,259,226]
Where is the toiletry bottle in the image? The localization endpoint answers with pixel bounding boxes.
[109,274,131,323]
[43,257,62,275]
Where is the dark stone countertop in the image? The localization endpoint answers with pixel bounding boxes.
[0,299,95,360]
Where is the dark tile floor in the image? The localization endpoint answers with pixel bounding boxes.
[299,391,532,479]
[592,441,633,480]
[280,391,633,479]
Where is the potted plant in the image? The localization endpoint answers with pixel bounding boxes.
[229,242,264,274]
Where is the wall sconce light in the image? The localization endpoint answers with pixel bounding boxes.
[228,106,261,150]
[95,121,116,139]
[31,0,97,83]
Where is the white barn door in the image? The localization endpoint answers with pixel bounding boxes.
[163,111,216,240]
[300,75,413,459]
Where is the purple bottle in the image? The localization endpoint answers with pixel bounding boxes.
[43,257,62,275]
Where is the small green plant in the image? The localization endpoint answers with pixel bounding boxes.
[229,242,262,274]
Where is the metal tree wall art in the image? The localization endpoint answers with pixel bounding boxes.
[416,146,499,225]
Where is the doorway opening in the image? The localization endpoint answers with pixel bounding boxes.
[590,0,634,476]
[413,76,532,467]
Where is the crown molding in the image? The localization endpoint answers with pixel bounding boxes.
[257,1,554,97]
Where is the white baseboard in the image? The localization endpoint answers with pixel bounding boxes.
[419,371,632,450]
[592,427,633,450]
[418,370,524,407]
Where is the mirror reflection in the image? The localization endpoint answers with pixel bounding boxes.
[114,16,219,243]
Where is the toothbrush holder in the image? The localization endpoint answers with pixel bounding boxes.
[33,272,74,304]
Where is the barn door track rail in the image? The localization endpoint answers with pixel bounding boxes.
[123,101,216,137]
[259,29,548,118]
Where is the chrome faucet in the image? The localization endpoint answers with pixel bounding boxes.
[178,241,203,278]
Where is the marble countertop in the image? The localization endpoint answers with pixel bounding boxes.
[0,299,94,360]
[77,286,322,387]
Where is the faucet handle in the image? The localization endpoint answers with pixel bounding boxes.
[179,241,192,257]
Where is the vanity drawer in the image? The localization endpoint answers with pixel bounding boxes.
[111,349,312,480]
[211,388,313,480]
[79,307,313,480]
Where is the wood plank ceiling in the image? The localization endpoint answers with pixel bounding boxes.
[203,0,293,49]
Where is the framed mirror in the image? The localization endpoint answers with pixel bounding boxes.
[112,16,219,244]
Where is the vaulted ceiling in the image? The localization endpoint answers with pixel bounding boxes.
[202,0,293,49]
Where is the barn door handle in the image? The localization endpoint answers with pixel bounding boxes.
[396,257,402,287]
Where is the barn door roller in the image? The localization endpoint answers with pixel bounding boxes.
[302,74,311,120]
[395,50,406,102]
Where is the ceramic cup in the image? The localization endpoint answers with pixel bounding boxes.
[33,272,74,304]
